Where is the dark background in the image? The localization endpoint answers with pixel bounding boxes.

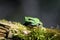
[0,0,60,28]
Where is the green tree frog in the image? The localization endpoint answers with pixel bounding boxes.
[24,17,43,27]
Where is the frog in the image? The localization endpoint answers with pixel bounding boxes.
[23,17,43,27]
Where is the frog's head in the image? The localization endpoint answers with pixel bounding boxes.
[24,17,43,26]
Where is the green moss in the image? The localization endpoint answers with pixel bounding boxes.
[0,19,60,40]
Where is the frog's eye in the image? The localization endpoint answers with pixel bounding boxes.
[38,23,40,25]
[28,19,32,20]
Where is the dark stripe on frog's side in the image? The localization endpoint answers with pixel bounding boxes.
[23,22,37,27]
[23,22,32,26]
